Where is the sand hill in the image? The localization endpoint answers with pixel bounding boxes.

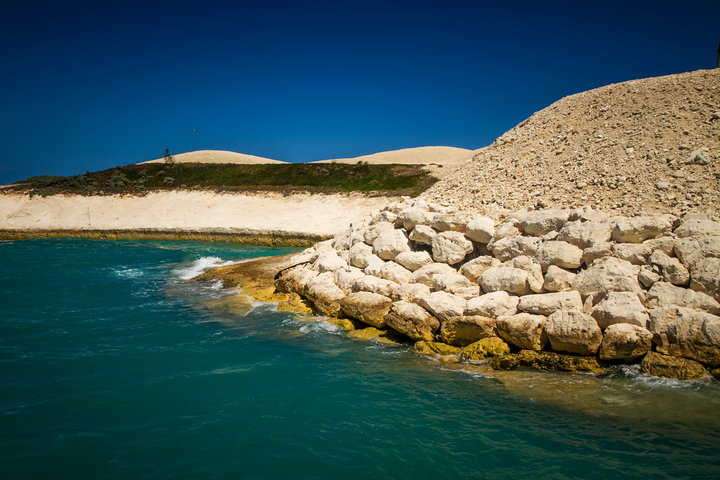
[140,150,284,165]
[313,146,473,179]
[423,69,720,218]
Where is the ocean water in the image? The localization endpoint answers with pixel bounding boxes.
[1,238,719,480]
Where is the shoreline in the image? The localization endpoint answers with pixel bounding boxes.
[0,228,326,246]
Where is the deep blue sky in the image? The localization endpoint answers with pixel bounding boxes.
[1,0,718,184]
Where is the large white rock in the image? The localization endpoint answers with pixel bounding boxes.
[432,273,480,299]
[465,216,495,243]
[543,266,576,292]
[598,324,653,361]
[432,212,474,232]
[545,309,602,355]
[348,242,375,269]
[465,291,519,317]
[649,250,690,286]
[431,231,474,264]
[397,207,437,230]
[351,274,398,297]
[408,263,455,286]
[644,282,720,315]
[378,261,413,284]
[582,242,613,266]
[674,236,720,268]
[363,254,386,276]
[479,266,531,296]
[408,225,437,245]
[390,283,432,303]
[394,251,434,271]
[372,229,411,261]
[557,221,613,249]
[534,241,583,270]
[648,305,720,366]
[362,221,396,245]
[612,215,674,243]
[517,291,583,316]
[303,273,347,317]
[590,291,649,329]
[496,313,547,350]
[674,217,720,238]
[339,292,393,328]
[572,257,642,299]
[311,250,348,273]
[384,301,440,342]
[518,210,570,236]
[417,291,467,321]
[459,256,501,283]
[488,236,541,262]
[334,267,366,293]
[690,258,720,302]
[505,256,544,294]
[275,264,319,294]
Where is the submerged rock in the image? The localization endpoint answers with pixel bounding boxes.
[491,350,604,373]
[412,341,462,357]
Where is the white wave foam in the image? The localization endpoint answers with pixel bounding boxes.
[174,256,239,280]
[111,267,145,279]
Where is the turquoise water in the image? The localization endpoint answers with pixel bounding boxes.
[1,238,719,479]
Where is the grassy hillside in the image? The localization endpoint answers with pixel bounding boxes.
[8,162,438,197]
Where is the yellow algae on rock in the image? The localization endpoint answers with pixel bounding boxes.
[326,318,358,331]
[348,327,401,344]
[461,337,511,361]
[412,341,462,356]
[205,295,256,317]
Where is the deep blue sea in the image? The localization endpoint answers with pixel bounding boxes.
[1,238,719,480]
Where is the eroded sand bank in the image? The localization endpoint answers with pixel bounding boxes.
[0,191,399,244]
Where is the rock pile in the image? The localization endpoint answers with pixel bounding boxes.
[423,69,720,218]
[275,198,720,380]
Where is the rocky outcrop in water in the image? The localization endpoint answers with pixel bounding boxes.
[276,198,720,381]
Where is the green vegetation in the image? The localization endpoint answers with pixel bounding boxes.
[9,162,438,197]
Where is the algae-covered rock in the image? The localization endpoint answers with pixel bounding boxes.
[492,350,604,373]
[439,316,497,346]
[339,291,393,328]
[348,326,401,344]
[326,317,358,330]
[461,337,511,361]
[412,341,462,356]
[641,351,706,380]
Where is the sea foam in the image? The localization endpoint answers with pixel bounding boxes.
[174,256,239,280]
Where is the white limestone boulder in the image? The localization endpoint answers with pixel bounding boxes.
[390,283,432,303]
[459,256,501,283]
[479,266,531,296]
[351,274,398,297]
[464,216,495,243]
[488,236,541,262]
[534,240,583,270]
[384,301,440,342]
[362,221,396,245]
[557,221,613,249]
[397,207,437,230]
[612,215,674,243]
[431,212,474,232]
[334,267,366,293]
[673,236,720,268]
[648,250,690,286]
[465,291,519,318]
[409,263,458,287]
[543,266,576,292]
[644,282,720,315]
[572,257,642,299]
[408,225,437,245]
[517,291,583,316]
[545,309,602,355]
[518,210,570,237]
[690,258,720,302]
[648,306,720,367]
[674,217,720,238]
[348,242,375,269]
[311,250,347,273]
[394,251,433,272]
[372,229,411,261]
[339,291,393,328]
[504,256,544,293]
[378,261,412,284]
[303,273,346,317]
[431,231,474,265]
[432,273,480,299]
[590,291,649,329]
[417,291,467,321]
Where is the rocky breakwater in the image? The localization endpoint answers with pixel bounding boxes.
[274,198,720,381]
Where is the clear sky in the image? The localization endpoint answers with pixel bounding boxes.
[1,0,718,184]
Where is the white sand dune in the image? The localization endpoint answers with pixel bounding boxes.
[312,146,473,165]
[139,150,285,165]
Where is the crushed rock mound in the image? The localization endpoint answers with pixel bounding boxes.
[423,69,720,219]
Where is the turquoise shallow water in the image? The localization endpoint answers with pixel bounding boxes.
[1,238,719,479]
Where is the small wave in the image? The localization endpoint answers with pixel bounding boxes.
[111,267,145,279]
[173,256,239,280]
